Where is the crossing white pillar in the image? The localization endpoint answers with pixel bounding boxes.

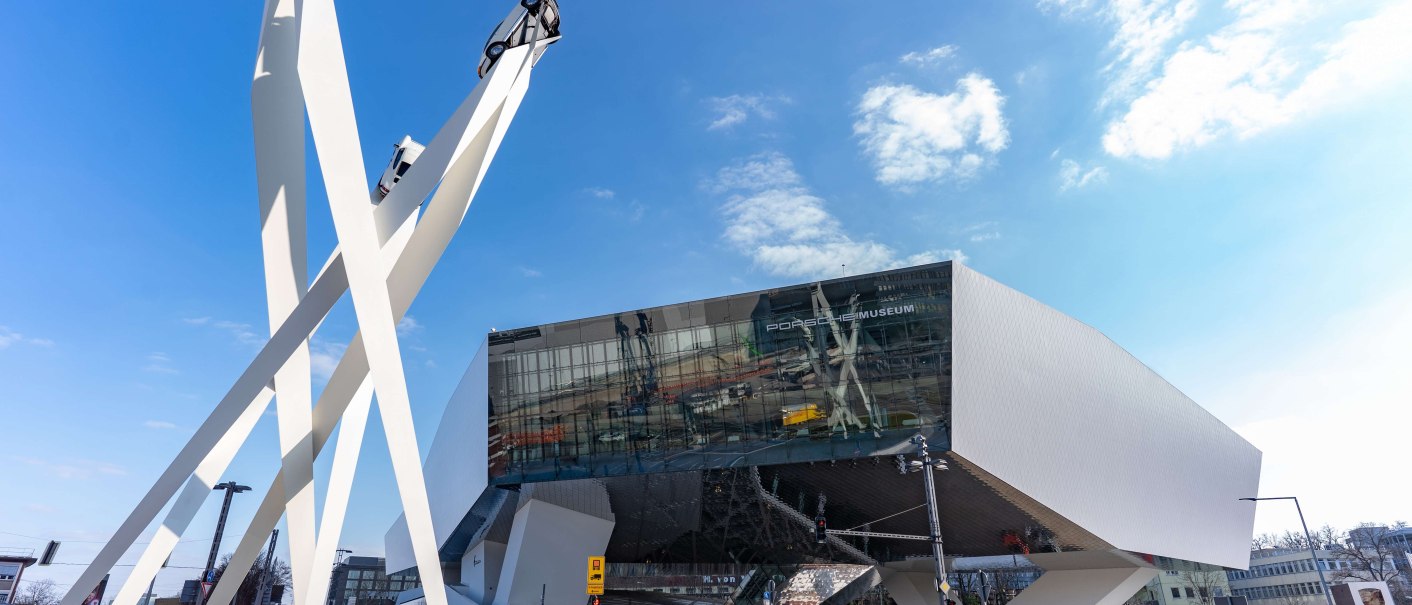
[59,4,559,605]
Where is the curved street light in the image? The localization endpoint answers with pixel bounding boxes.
[1240,496,1334,605]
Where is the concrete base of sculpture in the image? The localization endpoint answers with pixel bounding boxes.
[1007,552,1157,605]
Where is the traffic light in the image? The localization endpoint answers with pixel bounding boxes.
[814,515,827,543]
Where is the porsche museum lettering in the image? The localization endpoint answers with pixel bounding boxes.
[765,304,916,332]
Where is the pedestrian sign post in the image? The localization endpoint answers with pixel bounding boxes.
[586,555,606,595]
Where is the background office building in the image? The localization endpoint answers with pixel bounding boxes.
[0,549,38,605]
[386,261,1263,605]
[327,557,419,605]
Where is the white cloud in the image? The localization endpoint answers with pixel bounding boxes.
[518,266,543,278]
[1058,158,1110,191]
[0,326,54,349]
[13,456,127,480]
[854,75,1009,188]
[396,315,422,336]
[142,352,178,374]
[213,320,263,345]
[144,420,179,430]
[625,200,646,223]
[309,339,347,381]
[1041,0,1200,105]
[583,187,615,199]
[713,153,965,279]
[961,221,1002,242]
[710,152,801,192]
[1097,0,1412,158]
[706,94,791,130]
[185,316,265,346]
[900,44,958,66]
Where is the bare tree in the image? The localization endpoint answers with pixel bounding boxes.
[953,571,983,604]
[988,567,1025,605]
[1279,530,1310,551]
[1311,525,1341,550]
[13,578,61,605]
[1330,523,1410,603]
[1180,568,1229,604]
[1255,533,1281,550]
[210,552,293,605]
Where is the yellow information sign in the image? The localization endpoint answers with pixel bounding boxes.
[586,584,604,596]
[939,581,951,594]
[587,555,606,586]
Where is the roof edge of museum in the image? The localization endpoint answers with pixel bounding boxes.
[487,259,957,339]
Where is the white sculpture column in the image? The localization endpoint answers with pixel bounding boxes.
[58,3,559,605]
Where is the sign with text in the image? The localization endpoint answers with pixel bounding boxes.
[586,555,606,586]
[586,584,604,596]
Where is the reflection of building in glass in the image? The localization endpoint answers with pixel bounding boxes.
[486,264,953,484]
[325,557,418,605]
[386,261,1265,605]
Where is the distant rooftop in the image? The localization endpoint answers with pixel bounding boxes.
[0,546,37,562]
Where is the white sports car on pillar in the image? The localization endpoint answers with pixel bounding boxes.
[376,135,425,199]
[478,0,561,78]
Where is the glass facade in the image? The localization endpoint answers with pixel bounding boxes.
[486,262,953,484]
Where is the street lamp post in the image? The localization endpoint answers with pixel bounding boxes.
[200,481,251,605]
[1240,496,1334,605]
[899,435,949,605]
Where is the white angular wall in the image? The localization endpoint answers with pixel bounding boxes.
[491,481,615,605]
[950,263,1261,569]
[386,340,490,573]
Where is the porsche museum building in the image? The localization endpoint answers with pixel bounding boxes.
[385,262,1262,605]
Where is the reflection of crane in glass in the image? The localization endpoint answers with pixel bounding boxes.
[615,312,659,414]
[798,284,883,437]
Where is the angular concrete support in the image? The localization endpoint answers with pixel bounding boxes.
[462,541,507,605]
[1006,567,1155,605]
[1006,552,1158,605]
[492,481,616,605]
[879,567,946,605]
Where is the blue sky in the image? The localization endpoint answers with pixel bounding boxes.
[3,0,1411,596]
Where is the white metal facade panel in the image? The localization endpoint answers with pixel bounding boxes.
[385,341,491,573]
[950,264,1261,568]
